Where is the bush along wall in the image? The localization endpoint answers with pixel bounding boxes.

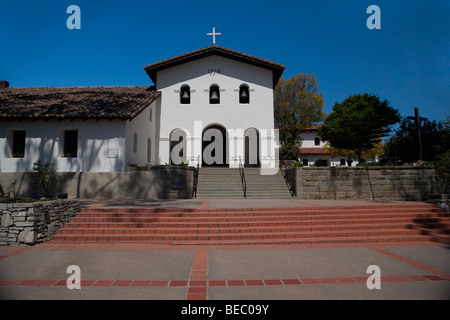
[0,199,80,246]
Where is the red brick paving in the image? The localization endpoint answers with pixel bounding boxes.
[1,202,450,300]
[2,274,448,288]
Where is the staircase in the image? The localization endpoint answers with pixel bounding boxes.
[195,167,292,198]
[196,168,243,198]
[51,203,450,245]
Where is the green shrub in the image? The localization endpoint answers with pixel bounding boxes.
[26,161,65,198]
[433,151,450,194]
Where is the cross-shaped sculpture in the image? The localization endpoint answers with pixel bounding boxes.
[207,27,221,44]
[407,107,428,161]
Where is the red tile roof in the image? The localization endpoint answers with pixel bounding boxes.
[144,45,285,87]
[0,86,160,121]
[299,147,324,155]
[302,123,322,132]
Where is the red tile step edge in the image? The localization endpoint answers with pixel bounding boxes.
[51,204,450,245]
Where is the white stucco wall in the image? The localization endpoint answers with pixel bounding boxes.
[300,131,358,167]
[0,120,126,172]
[156,55,278,168]
[300,155,356,167]
[125,101,158,166]
[300,131,326,148]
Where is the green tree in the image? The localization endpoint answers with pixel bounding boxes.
[274,73,325,160]
[323,141,385,163]
[26,161,64,198]
[384,116,450,163]
[318,93,400,163]
[433,150,450,194]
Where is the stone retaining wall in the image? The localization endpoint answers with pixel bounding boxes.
[0,166,195,200]
[0,199,80,246]
[296,166,437,201]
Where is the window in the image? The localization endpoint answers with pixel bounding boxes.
[340,159,346,166]
[239,84,249,104]
[133,133,138,153]
[180,85,190,104]
[209,84,220,104]
[63,130,78,158]
[314,137,321,146]
[149,108,153,122]
[302,159,308,166]
[12,130,26,158]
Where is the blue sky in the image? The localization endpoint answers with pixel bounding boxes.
[0,0,448,123]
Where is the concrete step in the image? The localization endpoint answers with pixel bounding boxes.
[51,232,450,245]
[67,212,450,224]
[195,167,291,199]
[58,222,450,235]
[78,203,443,214]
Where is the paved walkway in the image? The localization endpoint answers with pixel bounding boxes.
[79,198,419,209]
[1,199,449,303]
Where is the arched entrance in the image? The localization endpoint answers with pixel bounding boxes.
[169,128,187,165]
[202,124,228,167]
[244,128,260,167]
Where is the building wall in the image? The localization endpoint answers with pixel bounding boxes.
[125,101,158,166]
[301,131,325,148]
[0,167,195,199]
[300,155,354,167]
[299,130,359,167]
[156,55,277,168]
[0,120,126,172]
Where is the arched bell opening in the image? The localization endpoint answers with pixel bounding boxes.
[209,84,220,104]
[180,84,191,104]
[239,84,250,104]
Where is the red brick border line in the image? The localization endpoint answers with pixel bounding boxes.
[186,246,208,300]
[1,276,448,288]
[0,247,30,260]
[19,240,446,252]
[370,246,450,280]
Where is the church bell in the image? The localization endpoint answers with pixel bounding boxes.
[181,90,190,101]
[240,90,248,100]
[210,91,219,102]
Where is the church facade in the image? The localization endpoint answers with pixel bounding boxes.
[0,45,284,173]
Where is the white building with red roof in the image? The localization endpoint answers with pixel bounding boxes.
[299,124,359,167]
[0,45,284,172]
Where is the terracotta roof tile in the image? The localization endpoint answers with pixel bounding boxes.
[0,86,160,121]
[302,124,322,132]
[300,147,324,155]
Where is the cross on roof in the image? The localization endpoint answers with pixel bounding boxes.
[207,27,221,44]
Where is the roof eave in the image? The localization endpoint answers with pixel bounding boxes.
[143,45,285,88]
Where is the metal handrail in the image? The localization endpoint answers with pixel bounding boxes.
[192,155,200,198]
[280,159,297,197]
[238,156,247,198]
